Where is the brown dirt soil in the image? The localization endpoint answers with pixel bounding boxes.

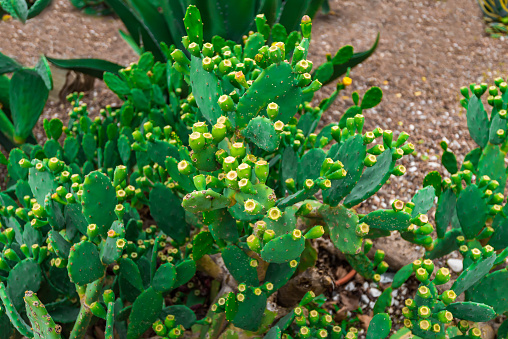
[0,0,506,336]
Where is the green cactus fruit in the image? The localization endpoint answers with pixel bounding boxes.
[173,259,196,288]
[0,283,33,337]
[165,157,195,192]
[48,230,71,259]
[183,189,232,213]
[202,208,239,242]
[359,209,411,232]
[67,240,105,286]
[373,287,393,315]
[189,56,223,124]
[298,148,326,189]
[452,254,496,295]
[147,139,179,166]
[319,204,363,254]
[28,163,58,206]
[100,221,125,265]
[445,301,496,322]
[264,258,300,292]
[456,185,487,239]
[149,183,189,244]
[127,287,164,339]
[478,144,507,194]
[323,135,366,206]
[366,313,391,339]
[236,62,302,127]
[466,95,490,148]
[468,268,508,314]
[435,188,456,238]
[261,231,305,263]
[192,231,214,261]
[105,301,114,339]
[152,263,176,293]
[82,171,117,238]
[489,112,507,144]
[222,244,259,286]
[24,291,62,339]
[119,258,143,303]
[232,287,267,331]
[7,258,42,310]
[242,117,281,152]
[410,186,436,217]
[344,148,395,207]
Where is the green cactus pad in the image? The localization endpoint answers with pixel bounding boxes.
[192,231,214,261]
[242,117,280,152]
[0,283,33,337]
[344,148,394,207]
[423,170,442,197]
[222,244,259,286]
[183,5,203,47]
[150,183,189,244]
[7,148,29,182]
[488,213,508,250]
[127,287,163,339]
[359,209,411,231]
[264,258,300,292]
[320,204,362,254]
[452,254,496,295]
[261,233,305,263]
[446,301,496,322]
[44,195,65,231]
[456,184,487,239]
[65,203,89,236]
[48,230,71,259]
[165,157,195,192]
[435,188,456,238]
[147,139,179,166]
[361,86,383,110]
[159,305,197,329]
[373,287,393,315]
[119,258,143,303]
[28,165,58,206]
[173,259,196,288]
[190,56,222,124]
[235,62,302,127]
[478,143,507,194]
[202,208,239,242]
[263,206,297,236]
[82,171,117,237]
[366,313,391,339]
[426,228,461,259]
[345,253,376,279]
[228,184,275,221]
[392,263,414,289]
[67,241,105,286]
[410,186,436,217]
[281,147,298,194]
[297,148,326,189]
[24,291,62,339]
[183,189,232,213]
[468,268,508,314]
[276,185,319,209]
[489,113,507,144]
[7,258,42,310]
[232,287,267,331]
[152,263,176,293]
[244,33,265,59]
[100,221,125,265]
[323,135,366,206]
[466,95,490,148]
[264,326,282,339]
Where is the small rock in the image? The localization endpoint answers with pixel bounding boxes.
[370,288,382,298]
[345,281,356,292]
[447,258,463,272]
[361,295,370,304]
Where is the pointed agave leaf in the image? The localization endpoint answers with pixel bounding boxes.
[46,56,124,79]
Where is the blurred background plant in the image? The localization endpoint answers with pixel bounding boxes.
[0,0,51,22]
[477,0,508,37]
[69,0,112,15]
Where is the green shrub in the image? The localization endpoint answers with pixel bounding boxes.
[0,0,51,22]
